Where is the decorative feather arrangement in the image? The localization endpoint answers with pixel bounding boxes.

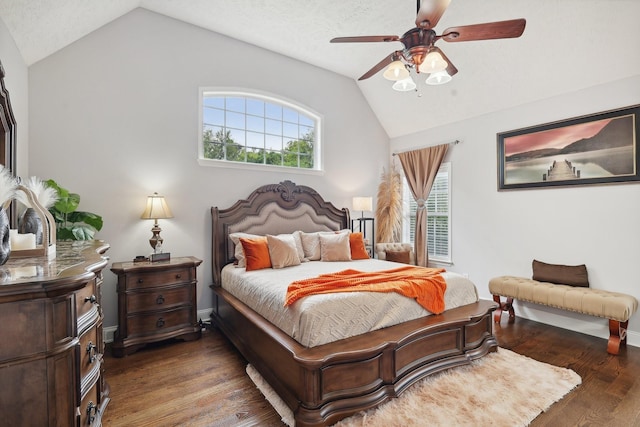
[375,163,403,243]
[15,176,58,209]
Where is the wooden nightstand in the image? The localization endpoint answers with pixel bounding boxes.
[110,256,202,357]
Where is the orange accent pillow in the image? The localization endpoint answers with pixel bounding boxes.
[240,237,271,271]
[349,232,370,260]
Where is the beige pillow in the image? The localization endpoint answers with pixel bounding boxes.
[267,234,301,269]
[301,230,350,261]
[320,232,352,262]
[291,231,306,262]
[229,232,262,267]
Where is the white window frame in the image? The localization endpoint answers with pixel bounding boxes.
[402,162,452,264]
[198,88,323,174]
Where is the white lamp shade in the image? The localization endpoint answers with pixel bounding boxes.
[426,70,452,85]
[140,192,173,220]
[383,60,409,81]
[352,196,373,212]
[392,77,417,91]
[419,50,448,74]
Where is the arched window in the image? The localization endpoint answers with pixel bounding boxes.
[199,89,321,172]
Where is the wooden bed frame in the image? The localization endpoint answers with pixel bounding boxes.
[210,180,498,426]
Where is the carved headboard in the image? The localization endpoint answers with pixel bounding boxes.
[210,180,350,286]
[0,60,17,226]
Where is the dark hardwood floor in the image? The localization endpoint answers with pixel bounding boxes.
[103,318,640,426]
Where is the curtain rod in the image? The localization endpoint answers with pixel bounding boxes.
[392,139,460,156]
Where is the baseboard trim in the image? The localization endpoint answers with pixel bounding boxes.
[103,308,213,344]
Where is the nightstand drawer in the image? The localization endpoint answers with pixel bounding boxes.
[126,306,195,337]
[76,278,98,318]
[126,286,192,314]
[126,267,193,290]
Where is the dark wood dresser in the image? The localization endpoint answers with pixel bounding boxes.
[110,256,202,357]
[0,240,110,427]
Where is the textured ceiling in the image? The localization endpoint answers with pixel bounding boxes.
[1,0,639,138]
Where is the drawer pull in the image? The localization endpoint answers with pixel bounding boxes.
[175,273,182,279]
[86,401,99,425]
[86,342,97,363]
[156,317,165,328]
[137,278,144,284]
[84,295,97,304]
[156,295,165,305]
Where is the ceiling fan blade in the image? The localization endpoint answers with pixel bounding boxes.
[358,52,400,81]
[433,47,458,76]
[415,0,451,29]
[441,18,526,42]
[331,35,400,43]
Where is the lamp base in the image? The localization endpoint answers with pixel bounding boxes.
[150,252,171,262]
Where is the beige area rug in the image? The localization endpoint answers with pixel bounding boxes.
[246,348,581,427]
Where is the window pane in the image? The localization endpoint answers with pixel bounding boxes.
[246,115,264,133]
[299,125,313,139]
[246,148,264,164]
[265,150,282,165]
[246,99,264,116]
[265,118,282,136]
[265,103,282,120]
[299,115,314,127]
[246,131,264,148]
[265,134,282,151]
[203,97,224,108]
[283,108,298,123]
[226,97,245,113]
[203,107,224,126]
[226,111,244,129]
[283,122,298,138]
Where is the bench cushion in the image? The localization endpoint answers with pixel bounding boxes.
[489,276,638,322]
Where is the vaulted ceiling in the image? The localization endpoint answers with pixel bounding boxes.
[1,0,639,138]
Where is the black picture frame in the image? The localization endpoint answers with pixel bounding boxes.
[497,104,640,190]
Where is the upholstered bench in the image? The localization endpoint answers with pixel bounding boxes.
[489,276,638,355]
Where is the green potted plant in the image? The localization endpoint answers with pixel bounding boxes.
[45,179,103,240]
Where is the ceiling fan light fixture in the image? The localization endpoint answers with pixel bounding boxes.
[383,60,409,81]
[418,50,448,74]
[426,70,452,85]
[392,76,417,91]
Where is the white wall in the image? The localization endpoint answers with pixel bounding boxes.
[27,8,389,329]
[392,75,640,346]
[0,16,29,177]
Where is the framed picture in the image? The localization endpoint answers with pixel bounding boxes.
[497,104,640,190]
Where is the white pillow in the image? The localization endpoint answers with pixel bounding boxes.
[229,232,262,267]
[320,232,352,262]
[267,234,302,269]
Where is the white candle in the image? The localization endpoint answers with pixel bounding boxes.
[10,229,37,250]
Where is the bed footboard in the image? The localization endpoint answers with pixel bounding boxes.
[212,287,498,427]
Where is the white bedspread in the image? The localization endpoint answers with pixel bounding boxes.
[221,259,478,347]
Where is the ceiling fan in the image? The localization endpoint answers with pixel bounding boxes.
[330,0,526,88]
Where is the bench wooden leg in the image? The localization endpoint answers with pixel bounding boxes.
[607,319,629,355]
[492,295,515,324]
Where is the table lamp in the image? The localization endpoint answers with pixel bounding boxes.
[352,196,373,219]
[140,192,173,260]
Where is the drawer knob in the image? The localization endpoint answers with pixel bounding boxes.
[156,295,165,305]
[86,342,97,363]
[156,317,165,328]
[137,278,144,284]
[175,274,182,279]
[84,295,97,304]
[86,401,99,425]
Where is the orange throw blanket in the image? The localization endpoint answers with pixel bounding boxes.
[285,266,447,314]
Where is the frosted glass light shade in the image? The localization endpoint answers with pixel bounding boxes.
[352,196,373,212]
[426,71,452,85]
[419,51,448,74]
[392,77,417,91]
[383,60,409,81]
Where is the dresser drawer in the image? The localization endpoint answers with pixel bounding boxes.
[79,325,101,384]
[80,381,103,427]
[126,267,193,290]
[127,306,195,337]
[127,285,192,314]
[76,277,99,318]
